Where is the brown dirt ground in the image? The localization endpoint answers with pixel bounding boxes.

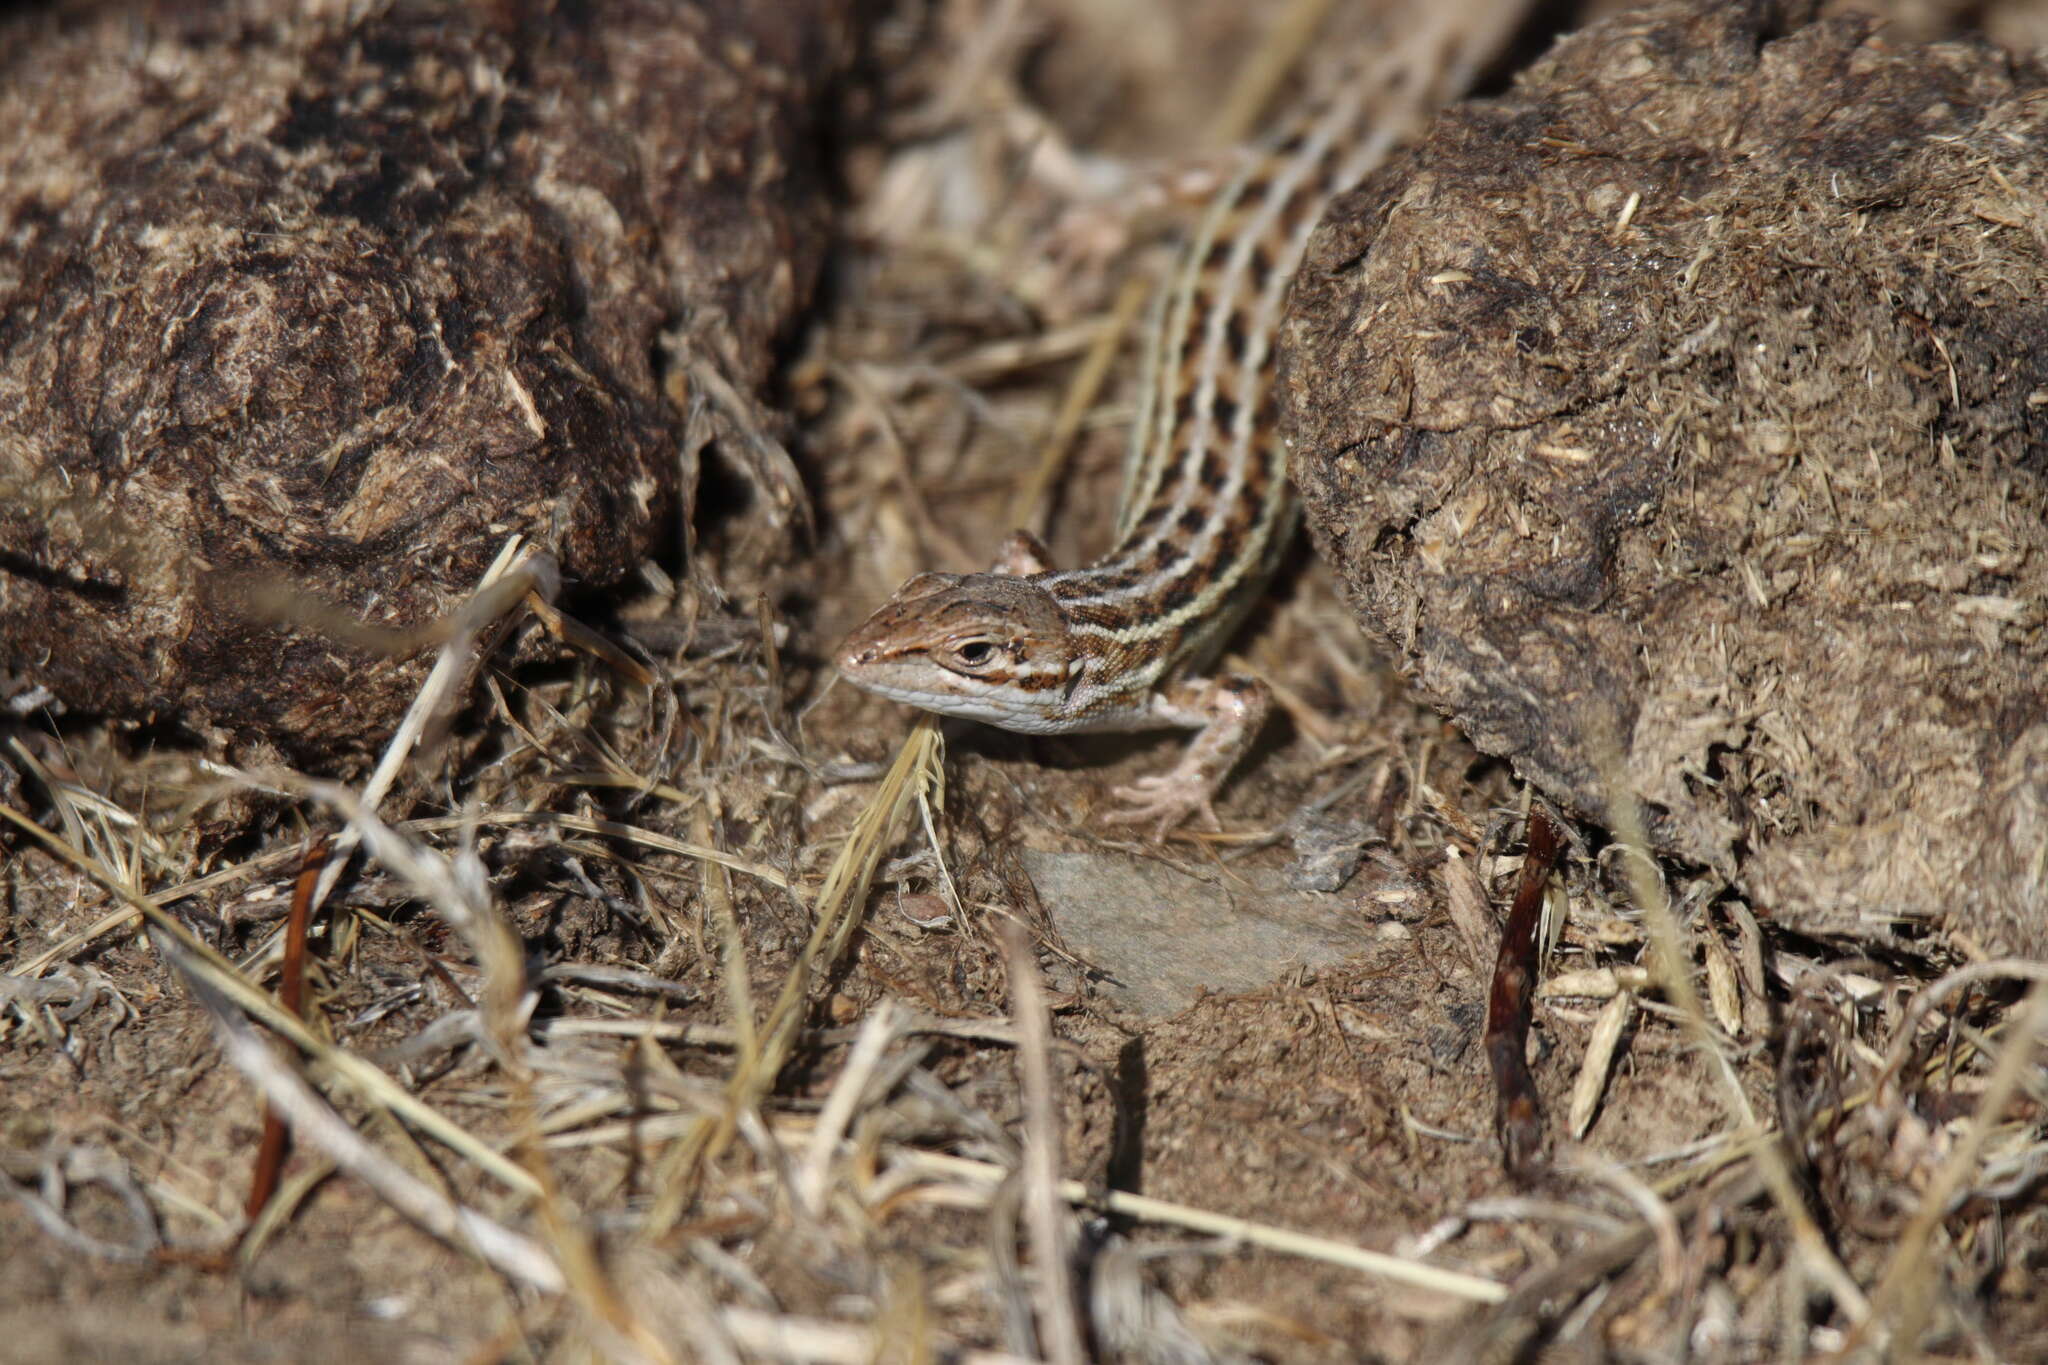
[3,2,2046,1362]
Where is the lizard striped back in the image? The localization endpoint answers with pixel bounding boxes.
[837,2,1531,833]
[1039,6,1523,707]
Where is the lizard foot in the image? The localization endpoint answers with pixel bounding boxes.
[1105,771,1224,843]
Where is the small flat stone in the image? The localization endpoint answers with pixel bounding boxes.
[1020,849,1382,1017]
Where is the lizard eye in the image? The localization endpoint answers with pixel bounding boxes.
[951,640,997,670]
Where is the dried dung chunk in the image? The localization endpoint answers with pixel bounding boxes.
[1281,0,2048,952]
[0,0,846,760]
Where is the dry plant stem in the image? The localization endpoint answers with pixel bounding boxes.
[293,794,660,1341]
[695,803,758,1059]
[1876,959,2048,1091]
[1203,0,1343,144]
[244,837,329,1225]
[308,537,551,916]
[916,771,966,920]
[893,1150,1508,1304]
[238,1158,335,1271]
[215,800,764,984]
[4,739,168,881]
[289,790,668,1362]
[1444,1165,1767,1364]
[0,802,544,1200]
[296,802,647,1326]
[229,543,554,661]
[1006,273,1154,536]
[429,817,670,1363]
[666,1276,744,1365]
[755,591,788,733]
[1002,921,1087,1365]
[1597,747,1871,1326]
[717,1306,1036,1365]
[1558,1148,1681,1296]
[945,318,1110,385]
[167,930,566,1293]
[288,786,528,1042]
[426,810,792,889]
[686,357,813,538]
[834,359,980,573]
[12,837,342,977]
[642,718,944,1235]
[215,805,789,973]
[796,1000,902,1216]
[1868,979,2048,1354]
[523,589,654,687]
[537,1011,1039,1052]
[919,0,1027,129]
[1567,990,1632,1142]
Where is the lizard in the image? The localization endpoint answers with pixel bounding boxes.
[836,3,1528,838]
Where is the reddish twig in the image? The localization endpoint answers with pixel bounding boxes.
[244,836,330,1224]
[1486,808,1561,1181]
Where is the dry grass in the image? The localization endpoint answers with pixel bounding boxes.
[4,1,2047,1362]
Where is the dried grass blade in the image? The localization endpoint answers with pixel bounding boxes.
[717,1306,1035,1365]
[1701,924,1742,1038]
[1567,989,1632,1140]
[797,999,903,1215]
[696,805,758,1060]
[1002,922,1087,1365]
[644,717,943,1231]
[1593,736,1870,1325]
[1869,979,2048,1352]
[894,1149,1508,1304]
[1007,273,1152,536]
[0,803,543,1200]
[170,930,565,1293]
[306,537,550,914]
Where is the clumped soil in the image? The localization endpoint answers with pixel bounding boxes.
[0,0,847,761]
[2,2,2045,1363]
[1284,0,2048,957]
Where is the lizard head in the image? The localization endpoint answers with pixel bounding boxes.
[835,572,1087,733]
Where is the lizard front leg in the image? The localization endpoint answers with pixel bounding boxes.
[1105,673,1271,840]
